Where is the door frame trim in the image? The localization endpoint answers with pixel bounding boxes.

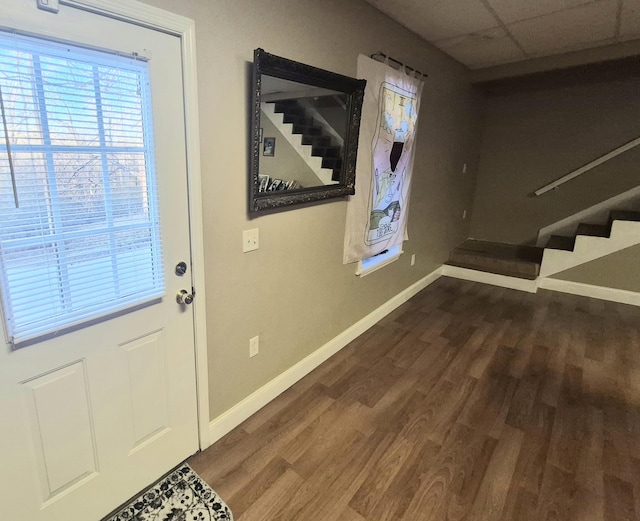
[62,0,211,448]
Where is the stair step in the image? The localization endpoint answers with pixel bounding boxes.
[453,239,543,262]
[322,157,342,170]
[302,135,332,147]
[610,210,640,223]
[272,100,303,114]
[312,145,341,158]
[446,254,540,280]
[293,124,322,136]
[545,235,575,251]
[446,240,542,280]
[282,114,312,126]
[576,223,610,238]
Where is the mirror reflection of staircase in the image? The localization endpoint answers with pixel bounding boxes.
[447,209,640,280]
[269,100,343,181]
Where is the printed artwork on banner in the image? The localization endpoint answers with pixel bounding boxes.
[369,83,418,244]
[343,55,423,264]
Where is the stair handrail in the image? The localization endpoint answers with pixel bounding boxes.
[533,135,640,197]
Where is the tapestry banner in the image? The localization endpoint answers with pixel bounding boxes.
[343,55,423,264]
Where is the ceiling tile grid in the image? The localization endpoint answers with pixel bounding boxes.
[365,0,498,41]
[488,0,599,25]
[364,0,640,69]
[435,26,526,69]
[506,0,619,57]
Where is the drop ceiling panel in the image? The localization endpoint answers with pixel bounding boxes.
[364,0,640,69]
[436,27,526,69]
[508,0,618,56]
[366,0,499,42]
[487,0,598,24]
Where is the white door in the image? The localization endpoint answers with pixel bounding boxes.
[0,3,200,520]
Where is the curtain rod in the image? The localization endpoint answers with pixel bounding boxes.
[370,52,427,78]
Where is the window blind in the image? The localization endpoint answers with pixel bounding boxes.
[0,31,164,347]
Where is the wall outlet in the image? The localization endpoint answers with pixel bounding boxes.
[411,254,416,266]
[249,335,259,358]
[243,228,259,252]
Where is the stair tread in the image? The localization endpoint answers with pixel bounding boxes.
[453,239,543,263]
[447,240,541,280]
[610,210,640,222]
[293,124,322,135]
[545,235,575,251]
[302,136,331,146]
[449,250,540,271]
[445,260,539,280]
[576,223,610,237]
[312,146,341,158]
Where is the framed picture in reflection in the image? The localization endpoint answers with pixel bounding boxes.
[263,137,275,157]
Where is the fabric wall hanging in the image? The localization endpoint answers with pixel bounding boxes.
[343,54,423,264]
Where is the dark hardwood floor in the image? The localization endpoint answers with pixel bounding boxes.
[189,276,640,521]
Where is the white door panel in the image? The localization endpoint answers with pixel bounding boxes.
[0,2,199,520]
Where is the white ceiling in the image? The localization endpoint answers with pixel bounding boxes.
[364,0,640,69]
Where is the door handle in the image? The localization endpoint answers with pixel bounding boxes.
[176,289,194,305]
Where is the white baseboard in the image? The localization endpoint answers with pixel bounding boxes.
[538,277,640,306]
[441,264,538,293]
[208,267,443,444]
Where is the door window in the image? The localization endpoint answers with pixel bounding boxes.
[0,32,163,348]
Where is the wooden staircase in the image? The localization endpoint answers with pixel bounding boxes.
[447,210,640,281]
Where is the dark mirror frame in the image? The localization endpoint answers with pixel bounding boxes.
[249,48,366,214]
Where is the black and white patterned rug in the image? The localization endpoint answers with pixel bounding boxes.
[104,464,233,521]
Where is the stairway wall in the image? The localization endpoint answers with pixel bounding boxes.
[469,68,640,245]
[550,243,640,292]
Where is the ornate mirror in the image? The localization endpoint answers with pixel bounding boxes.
[249,48,366,213]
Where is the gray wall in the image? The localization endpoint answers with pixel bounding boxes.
[142,0,483,420]
[470,74,640,245]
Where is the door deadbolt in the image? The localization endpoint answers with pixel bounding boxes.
[176,289,194,305]
[175,261,188,276]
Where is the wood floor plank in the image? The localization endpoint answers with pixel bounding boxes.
[235,468,304,521]
[501,486,538,521]
[510,401,556,496]
[228,456,291,518]
[570,486,605,521]
[188,277,640,521]
[362,439,441,521]
[400,422,496,521]
[465,425,524,521]
[536,464,578,521]
[505,344,549,431]
[347,433,414,518]
[604,474,636,521]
